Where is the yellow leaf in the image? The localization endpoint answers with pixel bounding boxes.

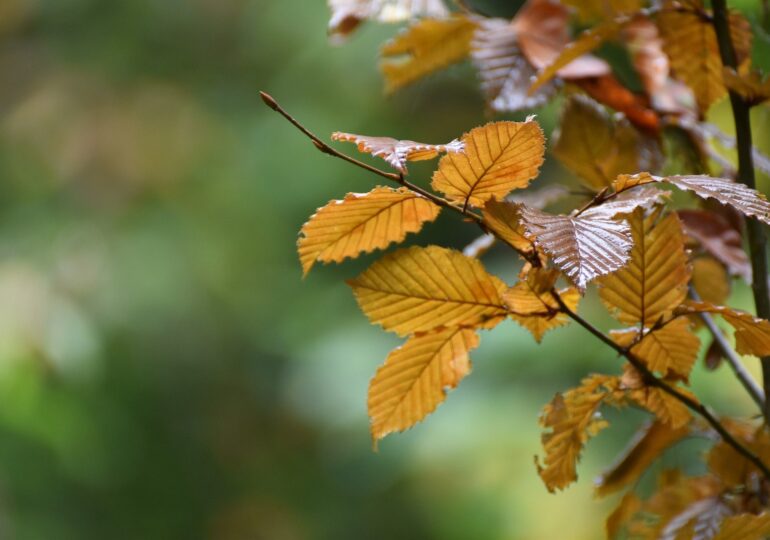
[331,132,463,174]
[677,300,770,357]
[657,0,753,112]
[620,366,693,429]
[536,374,615,491]
[297,187,441,275]
[504,267,579,342]
[553,96,647,190]
[431,120,545,208]
[481,199,533,253]
[606,491,642,539]
[368,327,479,442]
[348,245,508,336]
[610,318,700,379]
[380,15,476,93]
[596,420,689,497]
[599,209,690,326]
[692,257,731,305]
[712,513,770,540]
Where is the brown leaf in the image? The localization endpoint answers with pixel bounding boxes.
[611,318,700,380]
[298,187,441,275]
[677,300,770,358]
[481,199,532,253]
[606,492,642,539]
[599,209,690,326]
[678,209,750,282]
[328,0,450,41]
[380,15,477,93]
[620,366,693,429]
[573,75,662,133]
[348,245,508,336]
[368,327,479,443]
[331,131,463,174]
[712,513,770,540]
[704,336,725,371]
[596,420,690,497]
[431,120,545,208]
[471,17,557,113]
[553,96,653,190]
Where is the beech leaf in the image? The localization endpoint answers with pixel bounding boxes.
[331,131,463,174]
[481,199,532,253]
[678,209,750,282]
[712,513,770,540]
[431,120,545,208]
[297,187,441,275]
[348,245,508,336]
[368,327,479,443]
[676,300,770,358]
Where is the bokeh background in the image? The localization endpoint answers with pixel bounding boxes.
[0,0,768,538]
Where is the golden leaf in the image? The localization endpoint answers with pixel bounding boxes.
[610,318,700,379]
[620,366,693,429]
[431,120,545,208]
[723,68,770,106]
[327,0,450,41]
[368,327,479,442]
[657,0,753,112]
[331,132,463,174]
[481,199,532,253]
[297,187,441,275]
[599,209,690,326]
[614,173,770,227]
[471,17,556,113]
[596,420,689,497]
[553,96,647,190]
[504,267,579,342]
[536,374,616,492]
[712,513,770,540]
[562,0,642,21]
[677,300,770,357]
[380,15,476,93]
[348,245,508,336]
[606,492,642,539]
[692,257,731,305]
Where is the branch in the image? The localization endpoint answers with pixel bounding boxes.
[265,91,770,480]
[259,91,482,225]
[553,293,770,481]
[710,0,770,423]
[689,288,765,409]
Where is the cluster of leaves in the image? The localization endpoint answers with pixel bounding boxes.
[271,0,770,537]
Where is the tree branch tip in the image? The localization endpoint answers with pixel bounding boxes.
[259,90,279,111]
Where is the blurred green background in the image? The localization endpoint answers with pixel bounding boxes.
[0,0,767,539]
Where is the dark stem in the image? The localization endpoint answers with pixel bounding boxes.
[711,0,770,423]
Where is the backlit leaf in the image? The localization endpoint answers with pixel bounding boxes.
[368,327,479,442]
[712,513,770,540]
[380,15,476,93]
[348,245,508,336]
[327,0,449,41]
[331,131,463,174]
[536,374,616,491]
[504,267,579,342]
[596,420,689,497]
[431,120,545,208]
[552,96,649,190]
[676,300,770,357]
[298,187,441,275]
[611,318,700,380]
[471,17,557,113]
[599,209,690,326]
[481,199,533,253]
[620,366,693,429]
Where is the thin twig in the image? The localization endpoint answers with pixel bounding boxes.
[264,91,770,480]
[711,0,770,424]
[689,288,765,408]
[553,293,770,481]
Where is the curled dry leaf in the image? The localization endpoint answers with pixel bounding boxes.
[678,209,750,282]
[676,300,770,358]
[553,96,651,190]
[380,15,476,93]
[368,327,479,443]
[471,17,557,113]
[331,131,463,174]
[610,317,700,380]
[596,420,690,497]
[504,267,579,342]
[348,245,508,336]
[598,208,690,326]
[537,374,616,492]
[327,0,449,41]
[431,120,545,208]
[297,187,441,275]
[657,0,753,113]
